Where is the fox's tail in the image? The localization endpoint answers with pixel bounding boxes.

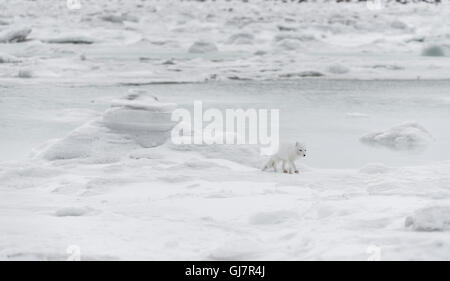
[262,158,274,171]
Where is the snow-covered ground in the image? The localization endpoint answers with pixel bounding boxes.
[1,0,450,261]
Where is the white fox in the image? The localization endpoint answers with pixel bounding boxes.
[262,142,307,174]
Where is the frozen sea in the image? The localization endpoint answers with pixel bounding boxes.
[2,79,450,168]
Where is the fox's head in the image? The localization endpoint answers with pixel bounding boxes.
[295,142,307,158]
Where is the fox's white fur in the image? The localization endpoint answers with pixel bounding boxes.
[262,142,307,174]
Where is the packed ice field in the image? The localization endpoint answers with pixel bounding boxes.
[0,0,450,260]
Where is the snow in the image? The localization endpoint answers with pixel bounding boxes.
[358,163,394,175]
[360,122,434,151]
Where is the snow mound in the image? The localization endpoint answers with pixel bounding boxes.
[103,89,177,148]
[359,163,393,174]
[0,53,20,63]
[0,28,32,43]
[188,40,218,53]
[208,238,261,260]
[37,121,138,163]
[360,122,433,150]
[405,206,450,232]
[422,45,446,57]
[37,90,177,162]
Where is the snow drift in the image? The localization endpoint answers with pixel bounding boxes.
[37,89,177,162]
[405,206,450,231]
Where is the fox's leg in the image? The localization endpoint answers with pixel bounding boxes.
[282,161,288,173]
[290,161,299,174]
[263,159,276,172]
[271,160,278,173]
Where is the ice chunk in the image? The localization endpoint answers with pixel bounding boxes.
[103,89,177,148]
[227,33,254,44]
[405,206,450,231]
[54,207,95,217]
[188,40,218,53]
[279,71,324,78]
[328,64,350,74]
[17,69,33,78]
[100,14,124,23]
[360,122,433,150]
[0,28,32,43]
[0,53,20,63]
[100,13,138,23]
[44,35,95,44]
[277,39,301,50]
[422,45,446,57]
[109,89,176,112]
[390,20,408,30]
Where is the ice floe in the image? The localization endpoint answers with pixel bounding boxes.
[422,45,446,57]
[0,28,31,43]
[0,53,20,63]
[360,122,433,150]
[188,40,218,53]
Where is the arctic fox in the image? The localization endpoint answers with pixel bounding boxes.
[262,142,307,173]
